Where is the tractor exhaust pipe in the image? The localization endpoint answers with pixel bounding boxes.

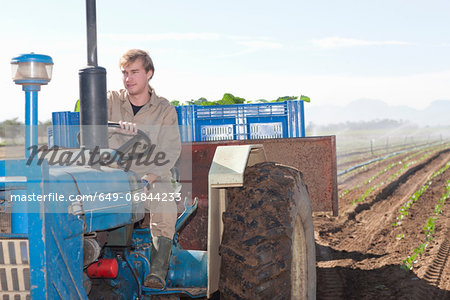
[79,0,108,150]
[86,0,98,67]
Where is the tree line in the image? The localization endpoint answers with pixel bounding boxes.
[0,118,52,139]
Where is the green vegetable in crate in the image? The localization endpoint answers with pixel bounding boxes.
[171,93,309,106]
[300,95,311,102]
[274,96,298,102]
[74,99,80,112]
[217,93,245,105]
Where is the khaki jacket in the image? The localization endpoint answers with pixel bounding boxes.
[107,87,181,178]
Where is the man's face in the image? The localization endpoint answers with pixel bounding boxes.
[121,58,153,96]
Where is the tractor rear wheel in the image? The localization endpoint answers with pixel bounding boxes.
[219,162,316,300]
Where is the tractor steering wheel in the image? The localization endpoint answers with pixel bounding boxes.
[108,122,152,161]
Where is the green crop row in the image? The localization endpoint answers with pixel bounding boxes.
[339,143,448,185]
[401,180,450,271]
[393,161,450,227]
[424,180,450,240]
[351,150,435,205]
[400,243,427,271]
[339,148,415,184]
[340,147,430,198]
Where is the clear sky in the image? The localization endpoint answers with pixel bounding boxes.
[1,0,450,122]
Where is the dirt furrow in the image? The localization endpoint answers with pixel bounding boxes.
[315,147,450,299]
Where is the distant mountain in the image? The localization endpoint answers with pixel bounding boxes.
[306,99,450,126]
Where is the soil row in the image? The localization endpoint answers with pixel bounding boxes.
[315,146,450,299]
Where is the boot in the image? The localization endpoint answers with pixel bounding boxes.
[144,236,172,289]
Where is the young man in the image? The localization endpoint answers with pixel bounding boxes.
[107,49,181,289]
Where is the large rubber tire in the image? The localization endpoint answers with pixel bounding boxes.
[219,162,316,300]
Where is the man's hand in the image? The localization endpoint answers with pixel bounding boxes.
[142,173,160,184]
[108,120,138,135]
[142,173,160,192]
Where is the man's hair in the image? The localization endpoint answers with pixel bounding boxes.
[119,49,155,79]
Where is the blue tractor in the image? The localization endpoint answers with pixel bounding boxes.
[0,1,318,299]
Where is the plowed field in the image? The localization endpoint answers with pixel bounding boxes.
[315,144,450,299]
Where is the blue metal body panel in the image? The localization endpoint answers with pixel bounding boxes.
[10,189,29,234]
[1,158,207,299]
[168,247,207,288]
[47,165,145,232]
